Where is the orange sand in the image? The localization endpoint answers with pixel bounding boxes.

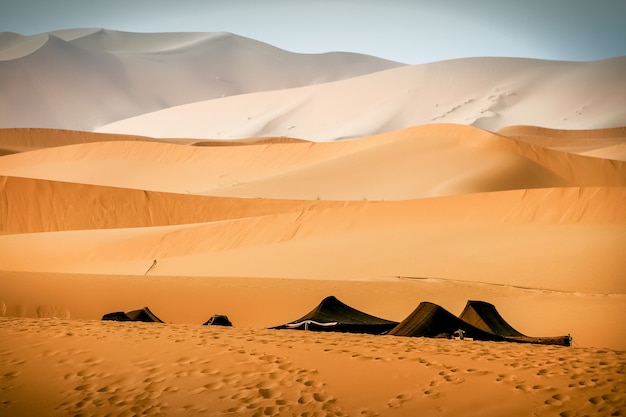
[1,124,625,416]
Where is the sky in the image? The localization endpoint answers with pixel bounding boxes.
[1,0,625,64]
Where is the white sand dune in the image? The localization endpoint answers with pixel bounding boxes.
[97,57,626,140]
[0,30,402,131]
[0,30,624,416]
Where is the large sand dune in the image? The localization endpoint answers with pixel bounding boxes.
[2,124,624,199]
[0,30,402,131]
[0,30,624,416]
[96,57,626,140]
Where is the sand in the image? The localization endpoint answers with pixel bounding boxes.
[1,125,624,416]
[1,317,624,417]
[0,30,402,131]
[1,30,625,416]
[95,58,626,141]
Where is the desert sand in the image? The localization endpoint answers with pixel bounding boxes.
[1,30,625,416]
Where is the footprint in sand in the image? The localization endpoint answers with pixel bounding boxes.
[422,388,441,399]
[387,393,411,408]
[464,368,491,376]
[495,373,520,384]
[438,369,465,384]
[544,393,570,406]
[2,370,22,381]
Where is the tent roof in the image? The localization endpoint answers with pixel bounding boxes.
[203,314,233,326]
[459,300,525,337]
[102,306,164,323]
[459,300,571,346]
[271,296,398,334]
[388,301,504,341]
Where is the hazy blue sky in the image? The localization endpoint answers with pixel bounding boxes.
[1,0,625,64]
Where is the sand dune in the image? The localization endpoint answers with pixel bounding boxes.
[497,125,626,161]
[0,30,402,131]
[2,125,624,200]
[3,30,624,138]
[1,185,624,293]
[0,176,357,234]
[0,31,624,416]
[1,125,624,297]
[97,57,626,140]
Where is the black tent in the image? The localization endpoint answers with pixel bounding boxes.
[203,314,233,326]
[271,296,398,335]
[459,300,571,346]
[387,302,505,341]
[102,307,164,323]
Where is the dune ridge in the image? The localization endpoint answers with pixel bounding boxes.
[0,175,356,234]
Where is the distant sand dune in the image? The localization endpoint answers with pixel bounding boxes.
[0,30,402,131]
[497,125,626,161]
[96,57,626,140]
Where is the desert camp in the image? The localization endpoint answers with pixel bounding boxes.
[271,296,399,335]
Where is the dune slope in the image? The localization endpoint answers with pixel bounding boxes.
[0,30,403,131]
[1,125,624,200]
[97,57,626,140]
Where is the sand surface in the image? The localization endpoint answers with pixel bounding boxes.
[1,30,625,416]
[1,125,624,416]
[1,317,624,417]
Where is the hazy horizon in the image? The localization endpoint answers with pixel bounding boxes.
[2,0,626,64]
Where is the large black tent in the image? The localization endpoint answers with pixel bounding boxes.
[102,307,164,323]
[459,300,571,346]
[387,302,506,341]
[271,295,398,335]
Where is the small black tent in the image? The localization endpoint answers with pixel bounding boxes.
[271,296,398,335]
[387,302,505,341]
[102,307,164,323]
[459,300,571,346]
[203,315,233,326]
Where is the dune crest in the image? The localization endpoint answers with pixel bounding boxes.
[0,32,49,61]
